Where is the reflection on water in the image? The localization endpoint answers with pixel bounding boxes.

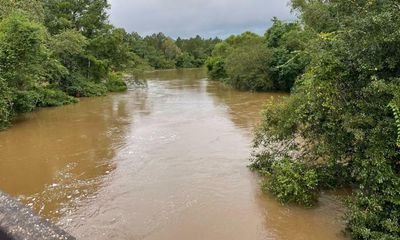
[0,69,346,240]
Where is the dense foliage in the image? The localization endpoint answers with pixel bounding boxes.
[206,20,311,92]
[251,1,400,239]
[128,32,220,70]
[0,0,218,130]
[176,36,220,68]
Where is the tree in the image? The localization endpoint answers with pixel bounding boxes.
[176,52,195,68]
[225,44,273,91]
[265,19,313,91]
[206,32,263,83]
[290,0,339,33]
[50,29,87,73]
[176,35,221,67]
[162,37,181,60]
[88,27,135,73]
[44,0,109,36]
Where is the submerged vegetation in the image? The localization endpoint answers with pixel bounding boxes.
[0,0,219,130]
[247,1,400,239]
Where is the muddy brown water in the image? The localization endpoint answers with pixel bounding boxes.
[0,69,347,240]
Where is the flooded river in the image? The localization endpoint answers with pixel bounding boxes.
[0,69,347,240]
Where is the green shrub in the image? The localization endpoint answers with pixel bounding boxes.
[13,90,40,113]
[106,79,127,92]
[105,72,127,92]
[175,52,195,69]
[225,44,273,91]
[65,79,107,97]
[11,88,78,113]
[345,153,400,240]
[262,159,319,207]
[37,88,78,107]
[206,56,227,80]
[347,190,400,240]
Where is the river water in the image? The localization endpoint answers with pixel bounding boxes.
[0,69,347,240]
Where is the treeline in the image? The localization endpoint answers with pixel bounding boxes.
[246,1,400,239]
[0,0,219,130]
[130,33,220,70]
[206,18,311,92]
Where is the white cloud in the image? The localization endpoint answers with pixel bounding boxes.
[108,0,294,38]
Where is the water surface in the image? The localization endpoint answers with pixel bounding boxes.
[0,69,346,240]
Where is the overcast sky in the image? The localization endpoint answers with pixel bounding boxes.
[108,0,295,39]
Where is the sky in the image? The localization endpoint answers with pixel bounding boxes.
[108,0,295,39]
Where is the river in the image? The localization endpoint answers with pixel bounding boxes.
[0,69,347,240]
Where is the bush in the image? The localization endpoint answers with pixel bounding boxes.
[262,159,319,207]
[13,90,40,113]
[37,88,78,107]
[206,56,227,80]
[176,52,195,69]
[105,72,128,92]
[146,53,175,69]
[11,87,78,113]
[225,44,273,91]
[65,78,107,97]
[105,79,127,92]
[347,190,400,240]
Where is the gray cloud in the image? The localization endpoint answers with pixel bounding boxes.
[108,0,294,38]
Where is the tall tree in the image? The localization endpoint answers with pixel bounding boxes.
[44,0,109,36]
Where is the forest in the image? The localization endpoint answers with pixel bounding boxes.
[0,0,399,239]
[0,0,220,130]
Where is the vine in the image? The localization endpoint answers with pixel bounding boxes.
[389,102,400,147]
